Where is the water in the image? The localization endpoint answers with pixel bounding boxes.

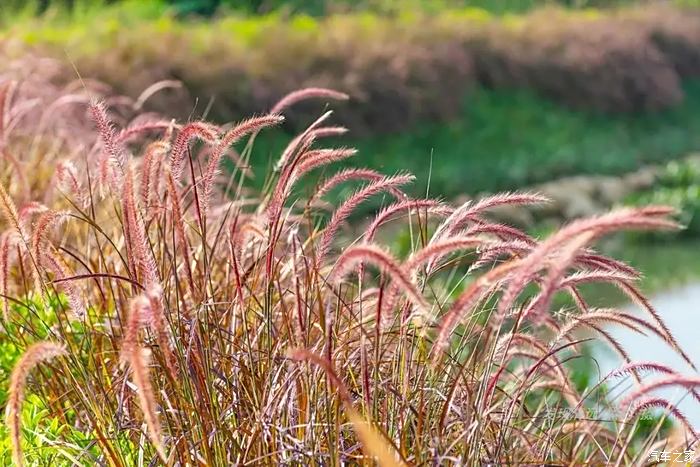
[594,283,700,428]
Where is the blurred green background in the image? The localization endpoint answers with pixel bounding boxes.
[5,0,694,17]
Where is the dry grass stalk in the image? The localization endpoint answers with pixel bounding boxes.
[121,295,168,463]
[5,341,66,467]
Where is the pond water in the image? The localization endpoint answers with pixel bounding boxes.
[594,282,700,428]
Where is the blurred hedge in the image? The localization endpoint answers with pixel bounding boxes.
[2,4,700,132]
[1,0,661,18]
[457,8,686,112]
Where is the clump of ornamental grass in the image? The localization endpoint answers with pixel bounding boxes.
[1,79,699,465]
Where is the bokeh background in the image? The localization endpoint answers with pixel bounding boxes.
[2,0,700,418]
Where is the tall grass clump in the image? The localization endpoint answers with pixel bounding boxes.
[0,76,699,465]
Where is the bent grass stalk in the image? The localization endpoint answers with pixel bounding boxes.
[6,341,66,467]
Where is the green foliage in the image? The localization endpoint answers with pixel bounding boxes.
[0,394,106,467]
[364,81,700,196]
[5,0,680,19]
[1,300,52,399]
[0,298,105,466]
[630,411,675,446]
[0,0,169,25]
[246,81,700,204]
[628,157,700,237]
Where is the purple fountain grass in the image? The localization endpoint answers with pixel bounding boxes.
[405,236,483,275]
[306,125,348,140]
[132,80,183,112]
[621,375,700,409]
[627,398,697,438]
[331,244,429,314]
[467,239,532,272]
[573,251,641,277]
[122,164,159,288]
[30,210,71,273]
[54,160,87,208]
[201,114,284,215]
[606,361,678,380]
[5,341,66,467]
[168,120,218,180]
[116,119,178,144]
[145,285,179,382]
[1,81,697,465]
[365,198,451,244]
[41,245,86,319]
[270,110,332,175]
[0,231,20,321]
[431,192,549,243]
[17,202,49,229]
[464,221,537,244]
[559,269,640,288]
[293,147,358,176]
[286,347,405,467]
[0,180,26,241]
[121,295,169,463]
[0,81,13,139]
[89,99,126,190]
[165,168,196,301]
[30,209,72,297]
[516,231,596,325]
[316,173,414,264]
[554,309,652,343]
[493,339,576,398]
[126,346,168,464]
[218,114,285,149]
[616,280,696,369]
[433,258,521,355]
[491,207,685,360]
[139,140,170,212]
[498,208,678,312]
[270,87,349,115]
[313,168,392,201]
[600,360,694,391]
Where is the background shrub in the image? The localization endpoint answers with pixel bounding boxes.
[460,9,685,112]
[628,6,700,79]
[3,4,700,131]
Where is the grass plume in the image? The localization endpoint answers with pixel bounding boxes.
[5,341,66,467]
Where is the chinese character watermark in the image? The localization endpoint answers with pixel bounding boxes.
[648,449,695,463]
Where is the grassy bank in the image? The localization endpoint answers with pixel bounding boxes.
[245,81,700,201]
